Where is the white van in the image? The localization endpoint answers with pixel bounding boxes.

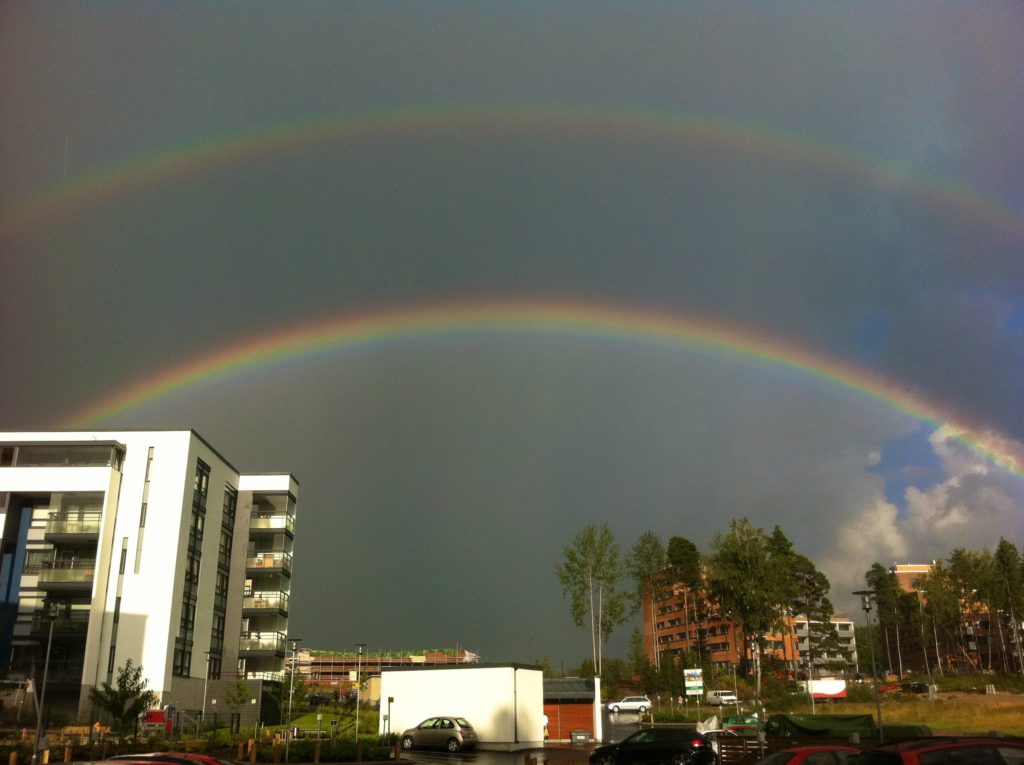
[705,689,738,705]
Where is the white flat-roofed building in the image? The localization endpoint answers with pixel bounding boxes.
[0,430,298,726]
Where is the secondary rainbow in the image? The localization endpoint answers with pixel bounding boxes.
[61,298,1024,478]
[4,104,1023,240]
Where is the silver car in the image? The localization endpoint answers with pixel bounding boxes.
[605,695,652,714]
[400,716,479,752]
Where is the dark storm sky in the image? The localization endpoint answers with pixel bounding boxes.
[2,2,1023,666]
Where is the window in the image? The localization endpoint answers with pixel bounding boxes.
[920,747,1000,765]
[194,459,210,496]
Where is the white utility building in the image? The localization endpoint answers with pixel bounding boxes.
[380,664,544,751]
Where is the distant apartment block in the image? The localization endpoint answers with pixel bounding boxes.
[297,647,481,690]
[0,431,297,726]
[642,583,857,676]
[887,561,1021,676]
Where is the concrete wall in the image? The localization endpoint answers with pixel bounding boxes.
[379,665,543,750]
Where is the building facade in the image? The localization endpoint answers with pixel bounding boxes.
[642,583,857,677]
[0,431,297,726]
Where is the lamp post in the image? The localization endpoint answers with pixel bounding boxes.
[284,638,302,764]
[853,591,883,744]
[200,652,211,735]
[354,643,366,742]
[32,603,61,765]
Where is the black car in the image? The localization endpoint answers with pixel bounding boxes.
[590,726,717,765]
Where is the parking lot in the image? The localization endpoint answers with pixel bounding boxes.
[397,711,645,765]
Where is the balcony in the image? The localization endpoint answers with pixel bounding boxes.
[45,512,101,542]
[249,513,295,537]
[30,611,90,638]
[243,591,289,615]
[246,551,292,576]
[239,631,286,656]
[37,560,96,590]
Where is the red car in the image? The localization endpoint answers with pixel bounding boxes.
[851,737,1024,765]
[756,746,860,765]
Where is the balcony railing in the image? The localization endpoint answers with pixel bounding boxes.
[30,611,90,636]
[243,592,289,612]
[239,631,286,654]
[46,513,102,536]
[249,514,295,535]
[37,560,96,585]
[246,552,292,573]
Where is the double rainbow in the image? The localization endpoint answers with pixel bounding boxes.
[62,298,1024,479]
[4,105,1023,240]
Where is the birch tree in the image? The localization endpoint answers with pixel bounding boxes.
[556,522,628,675]
[627,530,667,670]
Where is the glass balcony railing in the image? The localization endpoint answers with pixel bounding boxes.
[246,552,292,573]
[30,611,90,635]
[249,514,295,535]
[38,560,96,585]
[46,513,102,535]
[239,632,286,654]
[243,592,289,611]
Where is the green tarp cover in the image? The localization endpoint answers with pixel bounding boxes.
[766,714,876,737]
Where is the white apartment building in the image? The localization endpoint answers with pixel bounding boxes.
[0,430,297,728]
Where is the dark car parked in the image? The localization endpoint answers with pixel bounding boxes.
[589,726,717,765]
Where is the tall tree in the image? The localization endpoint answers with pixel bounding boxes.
[915,562,960,675]
[865,563,915,676]
[556,522,629,675]
[627,531,667,669]
[993,538,1024,676]
[707,518,778,697]
[88,659,158,741]
[667,536,703,659]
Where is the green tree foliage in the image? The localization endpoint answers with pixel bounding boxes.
[666,536,704,660]
[532,656,556,677]
[865,562,916,676]
[224,676,254,734]
[628,627,655,692]
[88,658,158,741]
[556,522,629,675]
[626,530,667,669]
[707,518,780,696]
[667,537,701,588]
[993,538,1024,676]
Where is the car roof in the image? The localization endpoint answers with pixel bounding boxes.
[871,737,1024,752]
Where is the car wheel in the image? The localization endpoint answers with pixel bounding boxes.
[610,705,620,713]
[401,737,414,750]
[672,754,691,765]
[597,756,616,765]
[638,706,647,714]
[447,738,461,753]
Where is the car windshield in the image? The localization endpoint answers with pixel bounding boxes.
[456,718,472,729]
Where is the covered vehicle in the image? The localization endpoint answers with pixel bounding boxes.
[400,716,478,752]
[589,726,717,765]
[766,715,877,739]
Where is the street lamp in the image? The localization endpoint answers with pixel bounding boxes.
[354,643,366,742]
[200,652,211,735]
[853,591,884,744]
[284,638,302,764]
[32,602,61,765]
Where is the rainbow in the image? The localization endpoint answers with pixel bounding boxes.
[4,104,1023,240]
[62,298,1024,478]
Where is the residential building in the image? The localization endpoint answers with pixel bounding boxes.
[642,583,857,677]
[888,561,1021,676]
[0,430,297,728]
[298,647,480,691]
